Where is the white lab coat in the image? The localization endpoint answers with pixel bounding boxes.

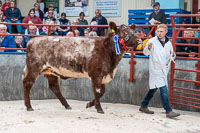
[143,36,175,89]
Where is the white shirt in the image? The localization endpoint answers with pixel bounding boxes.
[143,36,175,89]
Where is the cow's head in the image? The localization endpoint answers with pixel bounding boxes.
[109,22,138,49]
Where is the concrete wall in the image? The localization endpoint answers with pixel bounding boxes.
[0,54,199,112]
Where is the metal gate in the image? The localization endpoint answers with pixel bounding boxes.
[169,14,200,109]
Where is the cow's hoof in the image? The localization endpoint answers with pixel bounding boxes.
[86,103,90,108]
[27,108,34,111]
[97,109,104,114]
[65,106,72,110]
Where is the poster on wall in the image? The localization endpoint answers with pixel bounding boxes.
[94,0,121,17]
[64,0,89,16]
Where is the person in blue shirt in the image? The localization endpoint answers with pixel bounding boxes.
[0,24,16,52]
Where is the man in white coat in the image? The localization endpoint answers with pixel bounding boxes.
[139,24,180,118]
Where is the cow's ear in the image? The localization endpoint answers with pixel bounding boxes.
[130,23,136,31]
[109,21,117,33]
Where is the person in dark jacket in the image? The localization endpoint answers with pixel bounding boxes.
[176,28,199,57]
[77,12,88,36]
[5,1,22,33]
[148,2,166,36]
[57,12,70,36]
[0,24,16,52]
[33,3,44,21]
[91,9,108,36]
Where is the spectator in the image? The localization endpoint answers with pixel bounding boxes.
[134,27,149,55]
[91,9,108,36]
[148,2,166,36]
[84,28,90,37]
[0,24,16,52]
[2,0,10,13]
[33,3,44,21]
[36,0,44,13]
[41,20,58,35]
[22,9,42,34]
[57,12,70,36]
[139,24,180,118]
[14,35,25,52]
[77,12,88,36]
[0,9,6,22]
[5,1,22,33]
[44,10,56,24]
[89,21,98,36]
[44,4,59,19]
[192,9,200,36]
[25,23,40,35]
[192,9,200,26]
[177,28,198,57]
[66,30,79,37]
[0,1,2,10]
[23,25,39,47]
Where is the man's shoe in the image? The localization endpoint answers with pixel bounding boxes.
[166,111,180,118]
[139,107,154,114]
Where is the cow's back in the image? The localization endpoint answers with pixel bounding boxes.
[26,36,96,78]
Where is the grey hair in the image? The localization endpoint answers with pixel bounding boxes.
[0,24,7,30]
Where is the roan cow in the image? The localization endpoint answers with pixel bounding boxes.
[22,22,138,113]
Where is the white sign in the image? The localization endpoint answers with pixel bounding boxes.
[94,0,121,17]
[64,0,89,16]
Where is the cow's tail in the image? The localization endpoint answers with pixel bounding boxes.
[22,65,28,80]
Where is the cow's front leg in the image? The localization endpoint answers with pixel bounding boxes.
[86,84,105,109]
[91,79,104,113]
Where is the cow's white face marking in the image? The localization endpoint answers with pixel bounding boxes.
[96,88,101,93]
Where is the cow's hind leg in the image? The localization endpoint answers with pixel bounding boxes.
[86,84,105,109]
[45,75,72,110]
[23,68,40,111]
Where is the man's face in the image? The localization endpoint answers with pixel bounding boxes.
[10,2,15,8]
[184,31,192,37]
[153,5,160,12]
[48,11,53,17]
[15,37,23,44]
[29,27,37,35]
[0,27,7,34]
[95,10,100,18]
[156,28,167,39]
[136,31,145,39]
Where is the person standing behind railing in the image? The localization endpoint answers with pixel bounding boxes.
[77,12,88,36]
[148,2,166,36]
[0,24,16,52]
[91,9,108,36]
[5,1,22,34]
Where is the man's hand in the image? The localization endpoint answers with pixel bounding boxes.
[148,43,153,50]
[154,20,161,24]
